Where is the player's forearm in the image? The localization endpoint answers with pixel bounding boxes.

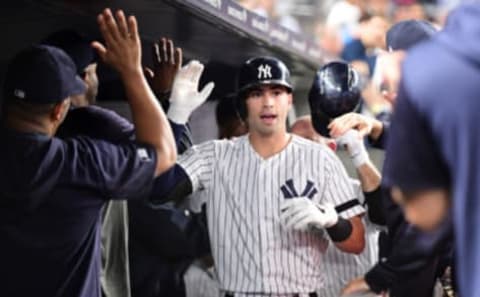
[369,118,384,141]
[365,211,453,292]
[169,120,193,153]
[364,261,396,293]
[364,186,386,225]
[332,216,365,254]
[365,223,451,293]
[369,120,389,149]
[357,160,384,225]
[148,164,193,206]
[357,160,381,192]
[123,71,177,176]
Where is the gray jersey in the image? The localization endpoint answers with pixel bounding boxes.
[177,134,365,294]
[184,262,221,297]
[320,180,381,297]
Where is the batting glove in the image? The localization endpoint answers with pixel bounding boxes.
[336,129,369,168]
[167,60,215,124]
[280,197,338,231]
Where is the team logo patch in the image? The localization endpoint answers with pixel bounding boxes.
[257,64,272,79]
[280,179,318,199]
[137,148,151,162]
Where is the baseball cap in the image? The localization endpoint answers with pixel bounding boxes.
[3,45,86,104]
[42,29,96,75]
[386,20,437,51]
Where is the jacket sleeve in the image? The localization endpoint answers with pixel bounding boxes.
[368,119,390,150]
[364,194,453,293]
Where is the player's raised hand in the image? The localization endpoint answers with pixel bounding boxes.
[92,8,142,78]
[328,113,380,139]
[147,37,183,95]
[335,129,369,168]
[167,60,215,124]
[280,197,338,231]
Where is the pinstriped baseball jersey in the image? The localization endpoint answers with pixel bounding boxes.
[319,179,382,297]
[177,134,365,294]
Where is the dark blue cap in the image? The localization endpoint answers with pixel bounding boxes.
[386,20,437,51]
[42,29,96,75]
[3,45,86,104]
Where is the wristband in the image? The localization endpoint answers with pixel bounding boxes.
[326,217,353,242]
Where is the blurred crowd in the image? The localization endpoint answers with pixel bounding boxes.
[238,0,461,122]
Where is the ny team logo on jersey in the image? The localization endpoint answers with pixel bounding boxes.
[280,179,318,199]
[257,64,272,79]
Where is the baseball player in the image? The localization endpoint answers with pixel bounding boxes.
[291,117,381,297]
[44,30,202,297]
[0,9,179,297]
[42,29,134,297]
[381,5,480,297]
[334,20,455,297]
[150,56,366,297]
[182,93,251,297]
[295,61,382,297]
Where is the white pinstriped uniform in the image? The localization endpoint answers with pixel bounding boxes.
[319,180,382,297]
[177,134,365,295]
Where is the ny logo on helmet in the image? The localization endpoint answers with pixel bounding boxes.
[257,64,272,79]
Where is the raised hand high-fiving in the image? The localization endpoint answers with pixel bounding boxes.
[92,8,142,78]
[146,37,183,96]
[167,61,215,124]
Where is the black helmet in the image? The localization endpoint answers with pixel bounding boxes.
[308,61,361,137]
[236,56,293,119]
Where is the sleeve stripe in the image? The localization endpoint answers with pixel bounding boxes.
[335,199,361,213]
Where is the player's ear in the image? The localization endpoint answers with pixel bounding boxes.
[51,98,71,122]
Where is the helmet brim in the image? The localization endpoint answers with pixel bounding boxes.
[238,80,293,98]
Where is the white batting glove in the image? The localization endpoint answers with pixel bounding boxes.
[167,60,215,124]
[280,197,338,232]
[336,129,369,168]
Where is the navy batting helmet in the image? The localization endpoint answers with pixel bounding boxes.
[236,56,293,119]
[309,61,361,137]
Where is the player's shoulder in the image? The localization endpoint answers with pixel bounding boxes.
[215,134,246,147]
[60,134,137,157]
[207,134,246,149]
[188,134,247,155]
